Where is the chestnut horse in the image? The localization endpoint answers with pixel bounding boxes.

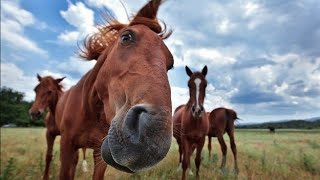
[29,75,88,180]
[53,0,174,179]
[207,107,240,173]
[173,66,209,180]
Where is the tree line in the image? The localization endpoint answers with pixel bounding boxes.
[0,87,44,127]
[236,119,320,129]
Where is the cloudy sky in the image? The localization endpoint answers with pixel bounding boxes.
[1,0,319,122]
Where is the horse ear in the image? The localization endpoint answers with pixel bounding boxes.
[185,66,193,77]
[37,74,42,81]
[202,65,208,76]
[133,0,162,20]
[55,77,66,84]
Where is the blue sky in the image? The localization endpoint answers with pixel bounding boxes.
[1,0,320,122]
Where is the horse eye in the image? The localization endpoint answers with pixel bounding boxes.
[121,31,134,45]
[47,91,52,95]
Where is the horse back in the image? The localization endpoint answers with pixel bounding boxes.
[208,108,228,136]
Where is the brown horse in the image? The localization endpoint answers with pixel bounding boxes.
[53,0,174,179]
[207,107,240,173]
[173,66,209,180]
[29,75,88,180]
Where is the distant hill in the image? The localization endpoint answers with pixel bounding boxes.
[236,119,320,129]
[304,116,320,122]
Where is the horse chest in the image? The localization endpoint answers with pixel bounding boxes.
[183,134,204,143]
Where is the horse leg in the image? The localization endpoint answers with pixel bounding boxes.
[70,149,79,179]
[217,134,227,170]
[179,144,183,164]
[178,143,183,170]
[43,131,56,180]
[208,136,212,159]
[59,138,78,180]
[182,141,191,180]
[93,149,107,180]
[81,148,88,172]
[228,130,239,173]
[195,137,205,178]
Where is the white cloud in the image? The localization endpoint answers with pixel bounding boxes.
[59,2,96,44]
[246,65,275,86]
[0,1,48,56]
[1,1,35,26]
[58,56,96,75]
[274,82,289,94]
[1,63,37,101]
[217,18,235,34]
[243,2,260,17]
[170,86,189,113]
[0,62,81,101]
[172,47,237,69]
[57,31,80,43]
[85,0,139,23]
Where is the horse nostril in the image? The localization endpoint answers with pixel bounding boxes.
[191,105,195,112]
[30,111,41,118]
[200,105,204,112]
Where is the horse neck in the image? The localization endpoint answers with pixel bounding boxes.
[81,52,109,118]
[48,90,63,116]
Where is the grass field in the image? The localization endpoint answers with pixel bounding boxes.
[1,128,320,180]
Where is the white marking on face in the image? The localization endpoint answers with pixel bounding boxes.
[194,78,201,110]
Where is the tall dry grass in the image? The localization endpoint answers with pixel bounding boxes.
[1,128,319,180]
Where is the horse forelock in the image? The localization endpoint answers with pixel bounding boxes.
[79,1,171,61]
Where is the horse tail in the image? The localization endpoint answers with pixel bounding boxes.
[224,109,231,132]
[235,116,243,121]
[82,148,88,172]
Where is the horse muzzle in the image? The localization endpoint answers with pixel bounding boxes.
[29,109,43,120]
[101,104,172,172]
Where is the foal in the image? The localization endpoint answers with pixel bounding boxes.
[29,75,87,180]
[207,107,240,173]
[173,66,209,180]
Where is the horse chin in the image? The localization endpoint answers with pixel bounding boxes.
[101,138,134,173]
[101,104,172,172]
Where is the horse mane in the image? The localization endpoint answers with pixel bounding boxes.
[79,0,172,60]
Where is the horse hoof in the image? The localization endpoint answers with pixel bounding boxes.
[219,167,227,175]
[188,169,194,176]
